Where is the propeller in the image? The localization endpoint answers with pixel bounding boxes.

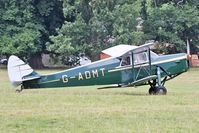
[186,39,191,68]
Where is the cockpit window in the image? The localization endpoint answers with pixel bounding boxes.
[134,52,148,65]
[134,51,158,65]
[121,56,131,66]
[119,51,158,66]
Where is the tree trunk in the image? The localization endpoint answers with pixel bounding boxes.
[29,53,44,69]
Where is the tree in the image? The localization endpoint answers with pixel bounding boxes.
[29,0,65,68]
[141,0,199,54]
[47,0,143,63]
[0,0,44,58]
[0,0,65,68]
[112,1,144,45]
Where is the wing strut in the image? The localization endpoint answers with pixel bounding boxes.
[132,52,135,81]
[148,48,152,75]
[131,44,153,82]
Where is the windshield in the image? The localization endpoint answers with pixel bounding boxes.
[150,51,158,60]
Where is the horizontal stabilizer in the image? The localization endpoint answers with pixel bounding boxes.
[8,55,40,88]
[22,71,40,81]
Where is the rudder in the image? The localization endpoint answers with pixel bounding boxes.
[7,55,40,88]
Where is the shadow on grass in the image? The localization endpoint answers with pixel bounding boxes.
[97,86,149,96]
[113,92,149,96]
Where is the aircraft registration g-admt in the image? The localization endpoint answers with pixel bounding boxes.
[8,43,188,95]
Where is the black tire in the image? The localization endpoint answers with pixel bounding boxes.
[155,86,167,95]
[149,87,156,95]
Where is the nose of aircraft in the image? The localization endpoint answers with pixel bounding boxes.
[186,54,190,61]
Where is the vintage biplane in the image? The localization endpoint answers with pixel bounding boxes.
[8,43,188,95]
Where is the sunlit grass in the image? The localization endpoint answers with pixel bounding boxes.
[0,68,199,132]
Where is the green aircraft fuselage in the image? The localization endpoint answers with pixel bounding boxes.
[22,53,188,89]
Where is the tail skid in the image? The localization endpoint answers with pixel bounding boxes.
[8,55,40,88]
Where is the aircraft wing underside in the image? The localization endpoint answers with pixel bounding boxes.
[126,75,157,87]
[98,75,157,89]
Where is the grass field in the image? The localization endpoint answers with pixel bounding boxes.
[0,68,199,133]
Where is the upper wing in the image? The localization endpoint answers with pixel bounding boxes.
[120,43,154,57]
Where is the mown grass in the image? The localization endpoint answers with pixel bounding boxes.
[0,68,199,133]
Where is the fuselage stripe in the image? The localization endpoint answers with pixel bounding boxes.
[108,66,132,72]
[39,79,60,84]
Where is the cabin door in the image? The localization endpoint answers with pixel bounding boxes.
[120,55,133,84]
[132,51,151,81]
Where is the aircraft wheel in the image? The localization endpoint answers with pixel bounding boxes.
[15,85,24,93]
[155,86,167,95]
[149,87,156,95]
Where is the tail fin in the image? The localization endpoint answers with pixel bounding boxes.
[8,55,40,88]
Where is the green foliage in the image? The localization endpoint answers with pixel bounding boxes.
[0,0,64,60]
[1,0,199,62]
[112,1,144,45]
[49,0,199,60]
[0,29,40,57]
[142,0,199,54]
[48,0,142,61]
[47,15,89,57]
[0,0,40,58]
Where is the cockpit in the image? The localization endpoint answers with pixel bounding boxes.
[120,51,158,66]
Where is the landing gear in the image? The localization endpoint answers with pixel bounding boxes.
[149,86,156,95]
[148,67,167,95]
[149,86,167,95]
[15,85,24,93]
[156,86,167,95]
[15,89,21,93]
